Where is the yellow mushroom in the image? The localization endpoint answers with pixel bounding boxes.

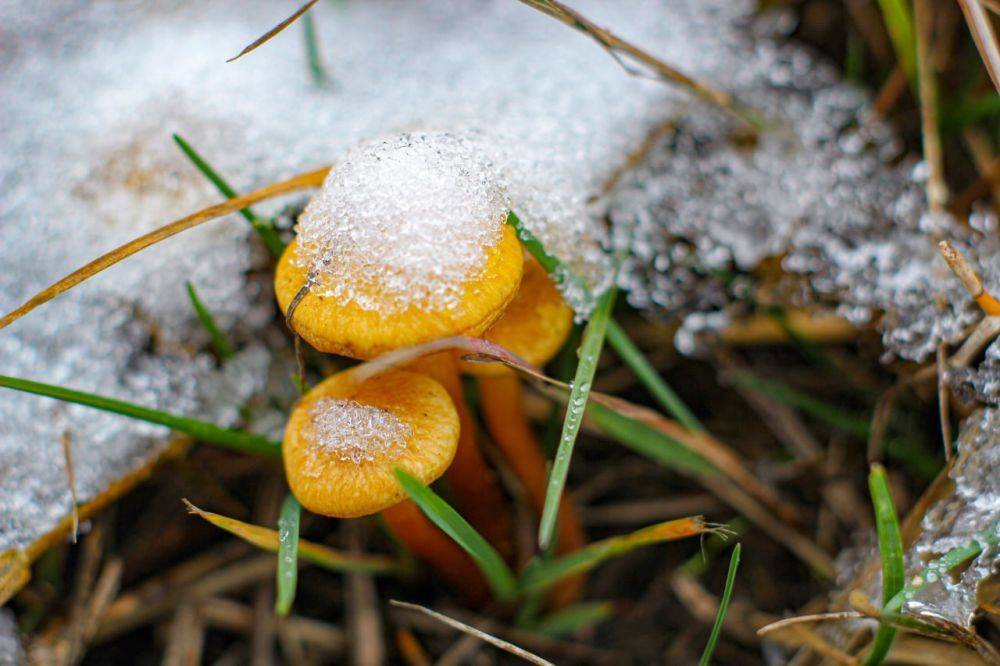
[458,254,574,376]
[283,369,459,518]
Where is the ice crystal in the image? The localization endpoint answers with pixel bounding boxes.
[0,611,22,666]
[296,133,507,314]
[606,3,1000,387]
[308,398,410,465]
[903,408,1000,626]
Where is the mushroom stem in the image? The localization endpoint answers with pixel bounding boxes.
[477,372,587,606]
[408,353,515,561]
[381,500,490,605]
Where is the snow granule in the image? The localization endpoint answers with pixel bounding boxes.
[308,398,411,465]
[296,133,507,314]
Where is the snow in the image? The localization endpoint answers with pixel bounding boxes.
[307,398,410,466]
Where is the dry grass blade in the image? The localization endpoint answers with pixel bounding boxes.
[939,240,1000,315]
[757,611,864,637]
[514,0,755,127]
[389,601,555,666]
[227,0,321,62]
[915,0,947,209]
[0,167,329,331]
[957,0,1000,92]
[61,430,80,543]
[183,500,399,575]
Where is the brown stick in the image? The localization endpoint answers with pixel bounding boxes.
[514,0,754,126]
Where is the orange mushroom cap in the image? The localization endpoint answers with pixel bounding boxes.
[460,254,574,375]
[283,369,459,518]
[276,225,523,359]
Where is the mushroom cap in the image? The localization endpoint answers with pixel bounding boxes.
[275,225,524,359]
[283,369,459,518]
[460,254,574,376]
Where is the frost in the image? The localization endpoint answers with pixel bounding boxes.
[605,3,1000,385]
[296,133,506,314]
[0,611,23,666]
[903,408,1000,627]
[307,398,410,466]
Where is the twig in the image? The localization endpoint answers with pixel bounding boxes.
[347,522,384,666]
[515,0,757,127]
[938,240,1000,315]
[915,0,948,209]
[937,344,953,461]
[390,601,554,666]
[60,430,79,543]
[163,602,205,666]
[228,0,321,62]
[957,0,1000,92]
[0,167,330,331]
[962,127,1000,212]
[757,612,864,636]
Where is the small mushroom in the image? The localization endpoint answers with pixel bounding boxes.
[284,367,490,602]
[283,368,459,518]
[274,224,524,359]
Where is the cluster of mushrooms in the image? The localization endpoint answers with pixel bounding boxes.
[274,135,585,604]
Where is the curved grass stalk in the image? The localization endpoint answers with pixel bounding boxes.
[0,167,330,331]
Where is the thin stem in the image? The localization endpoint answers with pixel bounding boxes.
[185,281,236,360]
[173,134,286,257]
[0,374,280,457]
[538,287,616,551]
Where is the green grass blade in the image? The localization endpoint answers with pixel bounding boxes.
[538,287,616,551]
[0,374,280,457]
[864,464,904,666]
[698,543,741,666]
[586,402,716,476]
[531,601,615,637]
[876,0,916,85]
[505,211,591,299]
[728,371,870,438]
[394,468,518,602]
[301,13,329,86]
[605,319,703,432]
[275,493,301,616]
[172,133,286,257]
[185,281,236,360]
[522,517,707,593]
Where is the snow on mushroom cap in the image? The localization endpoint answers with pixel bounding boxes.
[307,397,412,467]
[295,133,508,314]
